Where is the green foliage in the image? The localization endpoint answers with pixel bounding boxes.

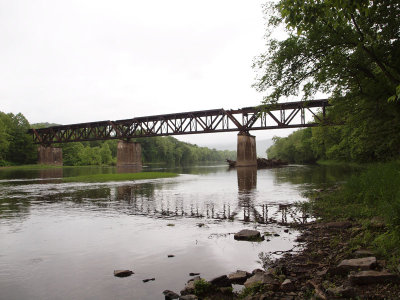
[193,279,214,296]
[258,0,400,163]
[62,172,177,183]
[137,136,236,165]
[255,0,400,102]
[59,136,236,166]
[0,111,36,165]
[267,128,316,163]
[238,282,267,299]
[309,162,400,270]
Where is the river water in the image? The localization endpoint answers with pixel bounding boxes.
[0,164,355,300]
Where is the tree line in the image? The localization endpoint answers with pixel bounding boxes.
[0,113,236,166]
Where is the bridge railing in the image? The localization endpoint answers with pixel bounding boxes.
[28,99,330,145]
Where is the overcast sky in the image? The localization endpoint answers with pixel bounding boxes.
[1,0,300,147]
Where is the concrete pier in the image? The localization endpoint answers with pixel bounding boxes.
[38,146,63,166]
[117,140,142,167]
[236,133,257,167]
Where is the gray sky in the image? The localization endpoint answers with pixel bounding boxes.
[0,0,299,147]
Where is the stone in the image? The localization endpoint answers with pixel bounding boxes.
[284,229,289,233]
[244,272,275,288]
[369,216,386,229]
[353,249,374,258]
[377,259,387,268]
[210,275,231,287]
[228,270,250,284]
[333,257,376,275]
[168,254,175,258]
[234,229,264,241]
[323,221,352,229]
[180,277,202,295]
[281,279,295,291]
[189,272,200,276]
[113,270,133,277]
[163,290,179,300]
[219,286,234,294]
[179,295,198,300]
[143,278,155,282]
[349,270,399,285]
[326,285,355,298]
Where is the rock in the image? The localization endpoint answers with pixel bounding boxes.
[113,270,133,277]
[252,268,265,275]
[179,295,198,300]
[234,229,264,241]
[284,229,289,233]
[168,254,175,258]
[323,221,352,229]
[189,272,200,276]
[143,278,155,282]
[295,236,306,242]
[244,272,275,288]
[210,275,231,287]
[369,217,386,229]
[180,277,201,295]
[281,279,295,291]
[377,259,387,268]
[332,257,376,275]
[273,233,280,237]
[349,270,399,285]
[228,270,250,284]
[163,290,179,300]
[353,249,374,258]
[219,286,234,294]
[326,285,355,298]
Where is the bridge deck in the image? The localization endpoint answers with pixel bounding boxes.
[28,99,330,145]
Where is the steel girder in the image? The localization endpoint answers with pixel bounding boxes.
[28,99,330,145]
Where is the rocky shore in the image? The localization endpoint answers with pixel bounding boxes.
[226,158,288,168]
[164,221,400,299]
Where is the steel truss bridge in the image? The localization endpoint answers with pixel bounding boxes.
[29,99,330,145]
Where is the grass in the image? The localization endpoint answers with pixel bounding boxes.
[62,172,178,183]
[0,164,63,170]
[307,161,400,271]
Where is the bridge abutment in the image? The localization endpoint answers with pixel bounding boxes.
[38,145,63,166]
[236,132,257,167]
[117,140,142,167]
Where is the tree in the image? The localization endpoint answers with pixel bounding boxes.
[257,0,400,162]
[254,0,400,103]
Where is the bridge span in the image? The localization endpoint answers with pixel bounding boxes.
[29,99,330,167]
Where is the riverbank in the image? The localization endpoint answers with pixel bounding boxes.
[167,161,400,299]
[0,164,63,170]
[62,172,178,183]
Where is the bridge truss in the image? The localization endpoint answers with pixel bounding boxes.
[29,99,330,145]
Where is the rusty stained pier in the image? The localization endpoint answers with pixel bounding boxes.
[29,99,329,145]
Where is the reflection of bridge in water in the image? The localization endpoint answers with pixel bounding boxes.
[2,166,311,224]
[106,167,310,225]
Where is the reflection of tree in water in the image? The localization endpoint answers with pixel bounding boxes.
[272,164,360,188]
[0,197,31,223]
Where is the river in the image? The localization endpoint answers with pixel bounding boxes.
[0,163,356,300]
